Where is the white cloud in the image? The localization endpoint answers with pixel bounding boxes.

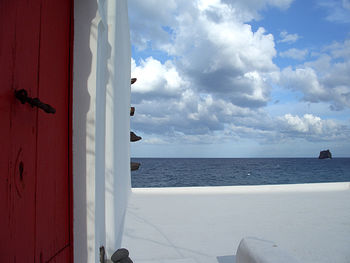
[280,66,328,102]
[324,39,350,58]
[128,0,180,50]
[220,0,294,21]
[280,114,323,133]
[142,137,169,144]
[277,113,348,140]
[280,48,308,60]
[317,0,350,23]
[279,39,350,110]
[129,0,282,115]
[166,3,278,108]
[129,0,350,149]
[131,57,189,101]
[278,30,300,44]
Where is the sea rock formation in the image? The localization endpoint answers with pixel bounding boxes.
[319,149,332,159]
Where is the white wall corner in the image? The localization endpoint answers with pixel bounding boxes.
[73,0,131,262]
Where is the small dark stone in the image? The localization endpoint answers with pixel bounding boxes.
[111,248,129,262]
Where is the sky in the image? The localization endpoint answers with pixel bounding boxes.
[128,0,350,158]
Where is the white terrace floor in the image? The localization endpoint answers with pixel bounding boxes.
[122,182,350,263]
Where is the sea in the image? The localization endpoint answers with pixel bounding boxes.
[131,158,350,188]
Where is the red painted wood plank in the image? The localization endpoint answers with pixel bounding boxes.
[0,0,41,261]
[35,0,72,261]
[46,245,71,263]
[0,0,73,262]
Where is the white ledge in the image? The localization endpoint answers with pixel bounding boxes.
[236,237,300,263]
[132,182,350,195]
[123,182,350,263]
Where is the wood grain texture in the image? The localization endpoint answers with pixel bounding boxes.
[0,0,73,261]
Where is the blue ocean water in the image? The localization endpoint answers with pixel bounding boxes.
[131,158,350,188]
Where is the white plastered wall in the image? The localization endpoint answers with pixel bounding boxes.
[73,0,131,262]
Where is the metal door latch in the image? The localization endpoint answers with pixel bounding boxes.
[15,89,56,114]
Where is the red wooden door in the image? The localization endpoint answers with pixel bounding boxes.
[0,0,73,262]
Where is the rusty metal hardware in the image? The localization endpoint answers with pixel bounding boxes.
[15,89,56,114]
[130,131,141,142]
[99,246,106,263]
[131,162,140,171]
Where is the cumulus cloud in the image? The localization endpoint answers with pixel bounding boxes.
[140,0,280,108]
[225,113,349,143]
[127,0,180,50]
[280,67,328,102]
[279,39,350,110]
[278,31,300,44]
[280,114,327,133]
[279,48,308,60]
[129,0,295,50]
[277,113,349,141]
[130,0,283,138]
[131,84,259,136]
[131,57,188,102]
[129,0,350,148]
